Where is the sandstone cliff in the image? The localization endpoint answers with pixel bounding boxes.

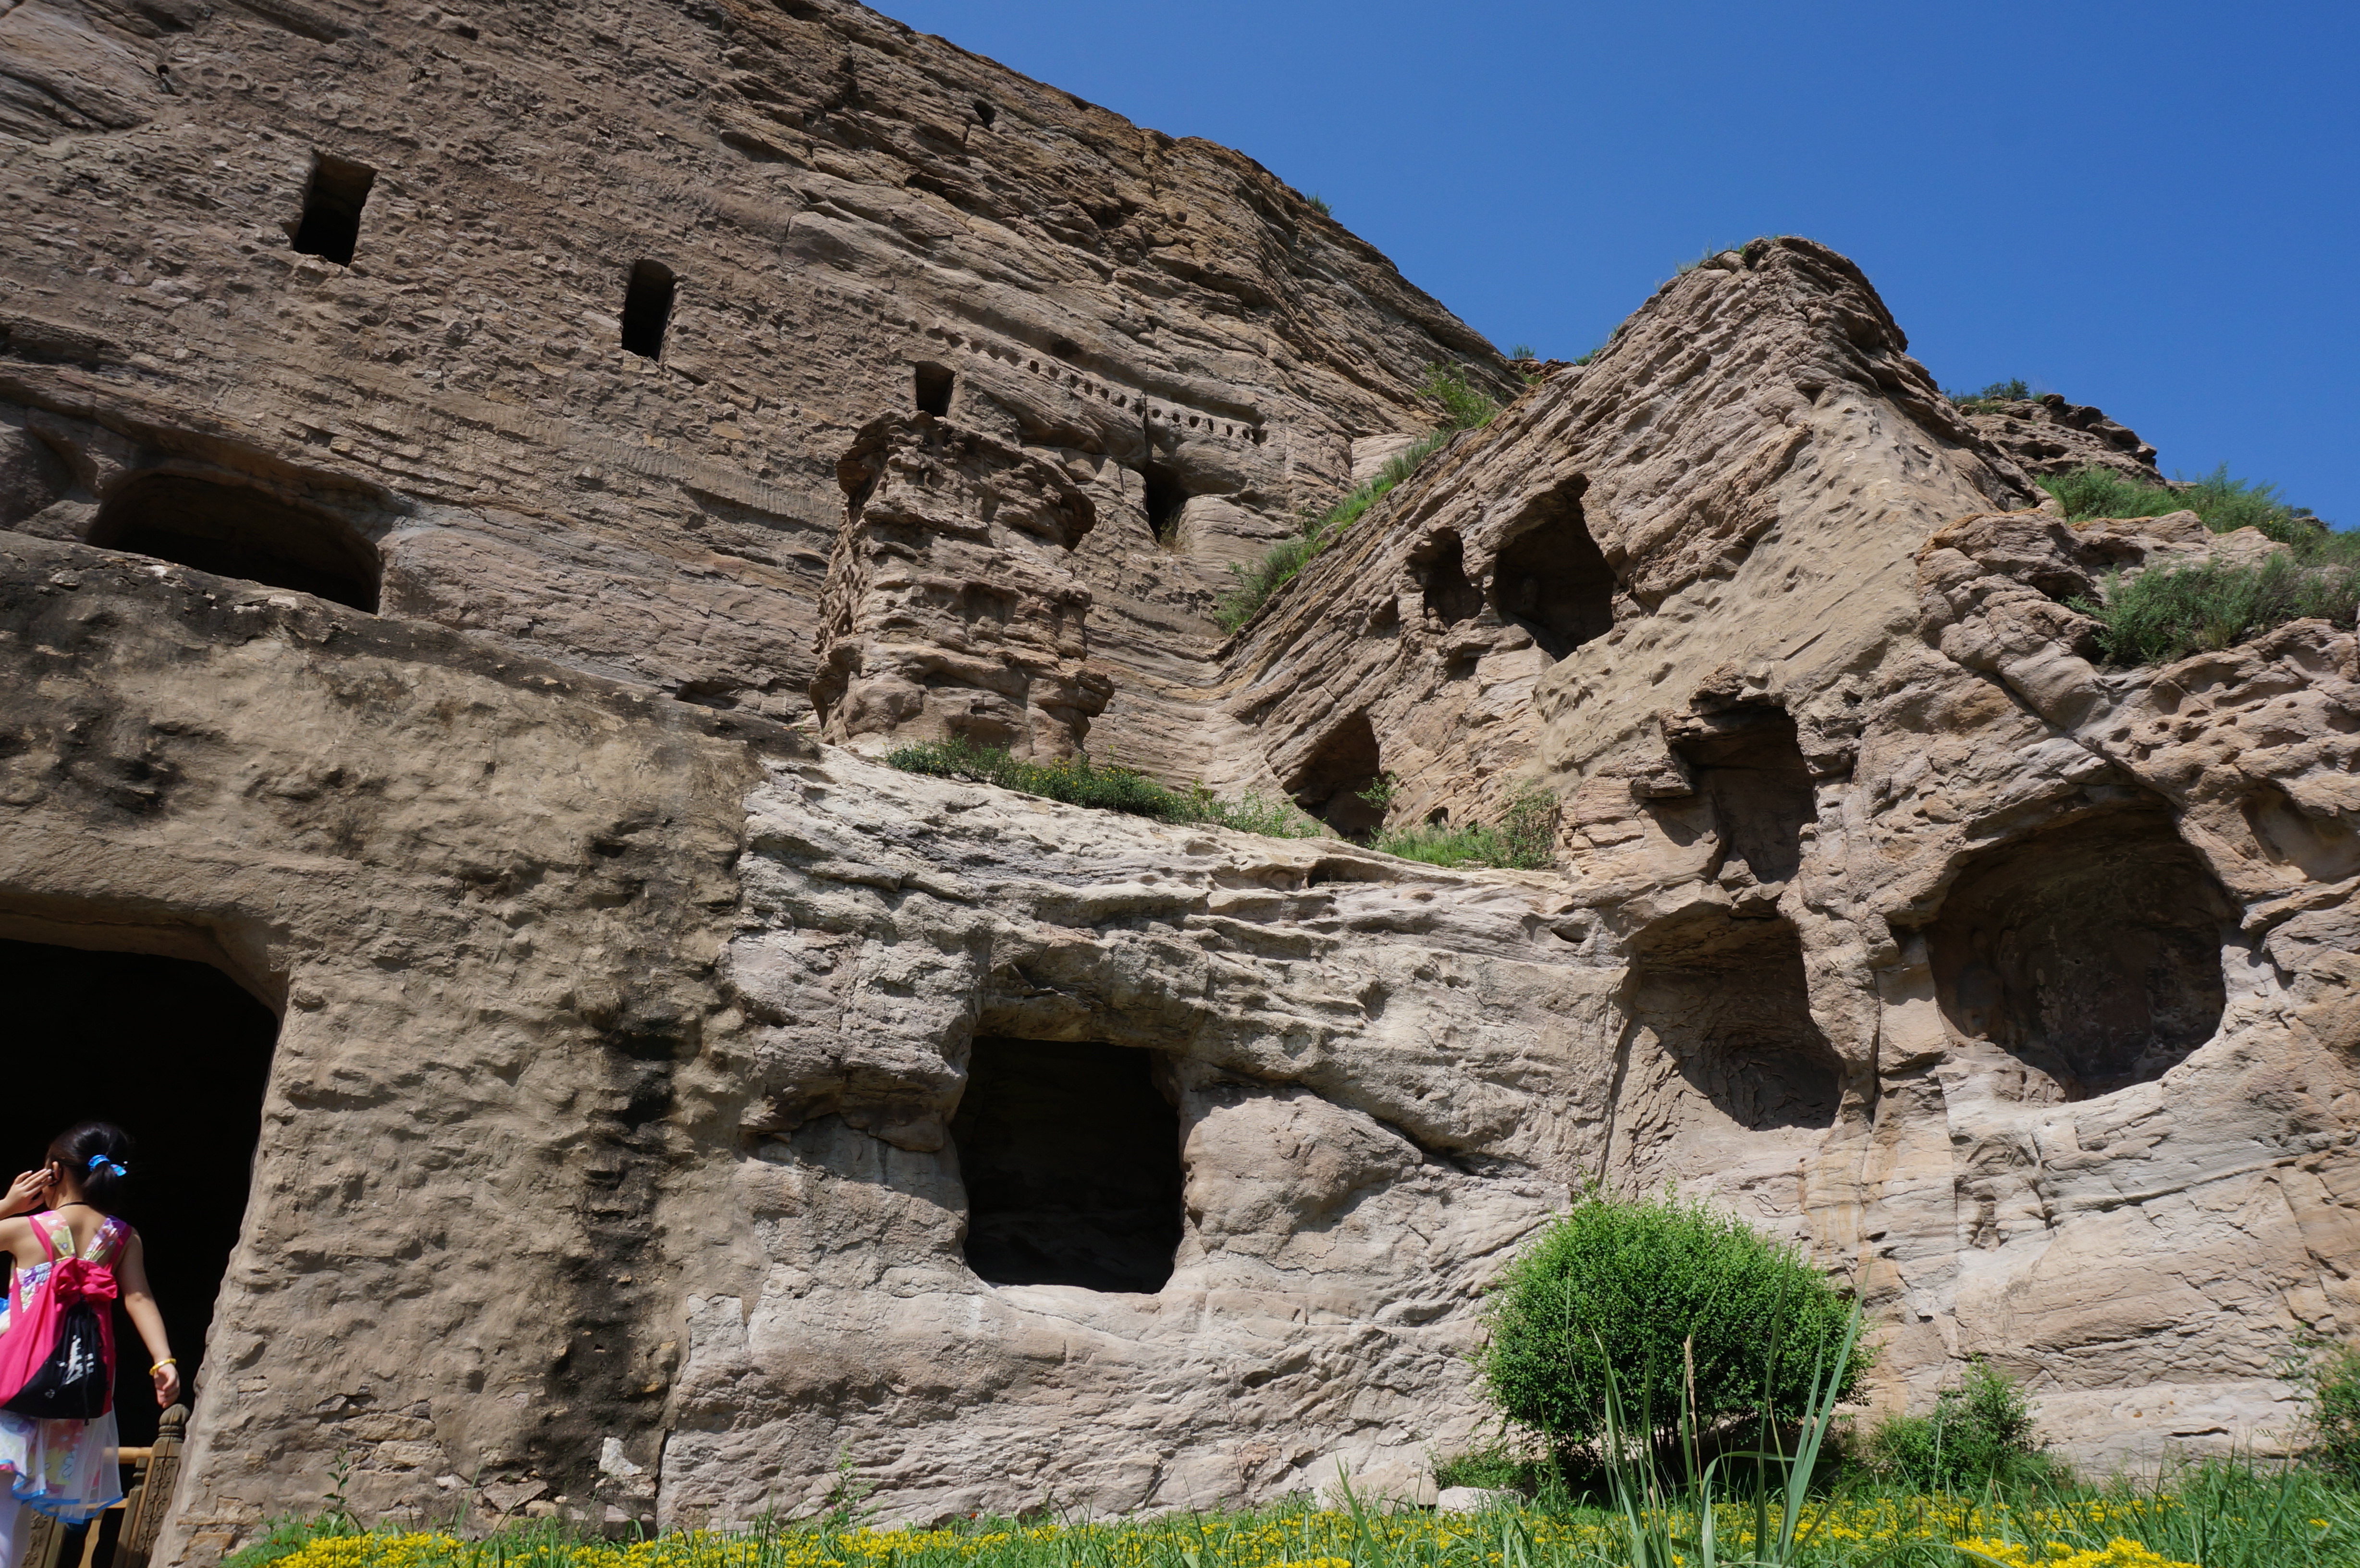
[1,0,2354,1556]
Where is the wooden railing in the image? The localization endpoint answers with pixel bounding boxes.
[22,1405,187,1568]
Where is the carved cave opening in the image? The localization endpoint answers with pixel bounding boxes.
[913,362,955,417]
[1673,710,1817,889]
[1141,466,1189,543]
[1284,710,1386,839]
[1926,804,2234,1100]
[621,259,676,360]
[0,939,278,1448]
[1412,528,1483,627]
[1492,486,1615,659]
[951,1038,1182,1293]
[291,153,376,267]
[1626,913,1841,1132]
[90,473,381,612]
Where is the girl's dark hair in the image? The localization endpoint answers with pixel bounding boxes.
[47,1122,135,1213]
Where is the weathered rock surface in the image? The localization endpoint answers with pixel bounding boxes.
[0,0,2355,1557]
[1964,393,2163,483]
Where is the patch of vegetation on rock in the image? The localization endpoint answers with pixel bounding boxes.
[883,738,1324,839]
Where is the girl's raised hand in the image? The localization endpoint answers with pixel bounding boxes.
[0,1166,51,1218]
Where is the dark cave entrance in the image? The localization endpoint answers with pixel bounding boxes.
[1626,913,1841,1132]
[912,362,955,417]
[1283,710,1386,839]
[951,1039,1182,1293]
[90,473,380,612]
[1925,805,2234,1100]
[0,939,278,1448]
[291,153,375,267]
[1411,529,1483,628]
[1492,482,1615,658]
[620,259,676,361]
[1673,710,1818,888]
[1141,466,1189,543]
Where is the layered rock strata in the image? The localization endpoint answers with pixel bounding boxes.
[0,0,2354,1557]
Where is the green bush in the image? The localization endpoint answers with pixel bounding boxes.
[2299,1338,2360,1479]
[1947,378,2030,413]
[884,739,1324,840]
[2072,549,2360,666]
[1304,192,1332,217]
[1478,1191,1867,1459]
[2040,462,2326,546]
[1430,1439,1548,1495]
[1214,365,1498,634]
[2043,462,2358,665]
[1371,789,1559,871]
[1863,1357,2058,1490]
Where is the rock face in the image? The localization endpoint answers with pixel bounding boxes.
[1964,392,2163,482]
[1,1,2356,1560]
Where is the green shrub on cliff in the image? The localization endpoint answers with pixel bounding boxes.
[1214,365,1498,634]
[1370,788,1559,871]
[883,738,1323,839]
[2040,462,2325,545]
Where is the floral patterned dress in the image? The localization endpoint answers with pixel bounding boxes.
[0,1212,128,1522]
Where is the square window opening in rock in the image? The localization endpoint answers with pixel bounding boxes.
[913,362,955,417]
[0,938,278,1448]
[951,1038,1182,1292]
[621,260,677,361]
[291,153,377,267]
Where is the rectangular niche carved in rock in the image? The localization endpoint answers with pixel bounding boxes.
[913,362,955,417]
[291,153,377,267]
[621,259,677,360]
[950,1038,1182,1293]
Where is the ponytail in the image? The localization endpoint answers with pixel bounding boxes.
[46,1122,135,1213]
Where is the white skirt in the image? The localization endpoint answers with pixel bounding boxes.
[0,1406,125,1523]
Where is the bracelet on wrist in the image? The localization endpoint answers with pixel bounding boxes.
[150,1358,177,1373]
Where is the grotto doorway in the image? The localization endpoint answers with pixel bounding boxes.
[1283,711,1386,839]
[89,473,380,612]
[1673,709,1817,889]
[950,1039,1182,1293]
[1925,804,2235,1100]
[1625,912,1842,1132]
[1491,483,1615,659]
[0,939,278,1448]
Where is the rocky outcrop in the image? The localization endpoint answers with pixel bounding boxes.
[0,0,2354,1556]
[813,413,1109,757]
[1964,393,2163,482]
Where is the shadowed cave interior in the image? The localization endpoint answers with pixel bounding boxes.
[1490,482,1615,659]
[951,1038,1183,1293]
[0,939,278,1448]
[1626,912,1843,1132]
[1282,711,1387,839]
[89,473,381,613]
[1926,804,2234,1100]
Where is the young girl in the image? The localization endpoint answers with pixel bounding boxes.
[0,1125,178,1568]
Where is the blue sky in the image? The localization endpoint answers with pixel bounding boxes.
[873,1,2358,526]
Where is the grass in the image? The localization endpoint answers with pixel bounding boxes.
[883,738,1324,840]
[223,1454,2360,1568]
[2039,464,2326,545]
[2035,464,2359,664]
[1305,193,1333,217]
[1215,366,1499,634]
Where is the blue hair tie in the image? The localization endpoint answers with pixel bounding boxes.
[86,1154,125,1178]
